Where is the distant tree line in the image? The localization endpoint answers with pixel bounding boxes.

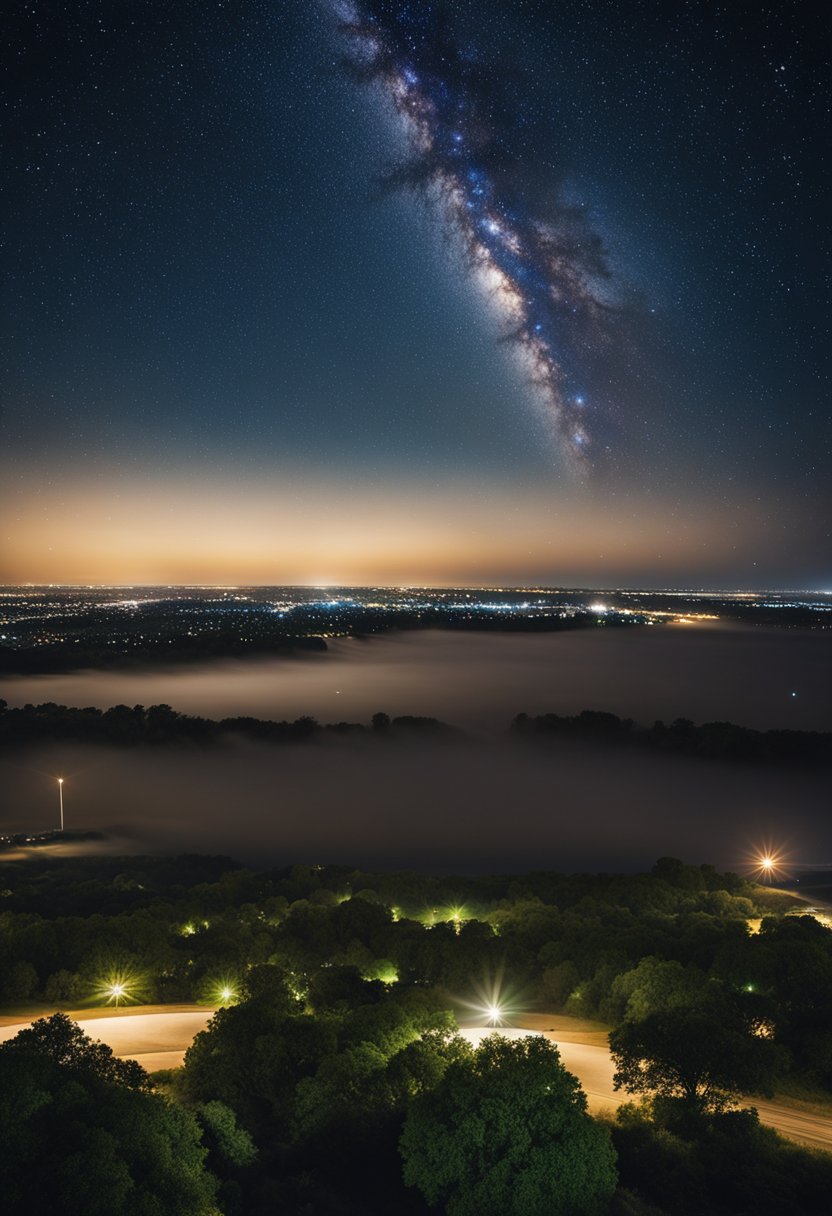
[0,700,451,750]
[512,708,832,766]
[3,699,831,767]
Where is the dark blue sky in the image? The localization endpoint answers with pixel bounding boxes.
[2,1,829,586]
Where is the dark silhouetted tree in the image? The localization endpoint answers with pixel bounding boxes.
[610,1004,781,1115]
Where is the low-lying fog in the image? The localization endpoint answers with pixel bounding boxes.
[2,624,830,732]
[3,626,828,872]
[2,736,827,874]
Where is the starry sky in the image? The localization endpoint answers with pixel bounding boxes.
[2,1,829,587]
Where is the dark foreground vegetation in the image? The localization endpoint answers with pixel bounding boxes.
[1,853,831,1213]
[4,699,832,767]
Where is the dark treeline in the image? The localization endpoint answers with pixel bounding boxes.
[0,700,452,749]
[1,853,831,1213]
[3,699,832,767]
[512,709,832,766]
[0,632,329,674]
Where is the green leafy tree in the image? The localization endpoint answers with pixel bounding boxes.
[610,1101,832,1216]
[752,916,832,1082]
[0,1015,219,1215]
[3,1011,149,1090]
[194,1099,257,1169]
[610,1004,781,1114]
[44,968,84,1004]
[400,1034,617,1216]
[180,999,336,1142]
[3,959,38,1001]
[293,995,458,1144]
[601,958,705,1025]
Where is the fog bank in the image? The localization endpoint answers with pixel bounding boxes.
[2,735,826,873]
[2,626,828,734]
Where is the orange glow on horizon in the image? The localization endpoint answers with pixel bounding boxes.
[0,468,781,587]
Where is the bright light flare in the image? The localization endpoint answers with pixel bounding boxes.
[206,977,240,1007]
[100,975,135,1007]
[455,966,522,1029]
[747,845,788,884]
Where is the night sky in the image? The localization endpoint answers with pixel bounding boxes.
[3,1,829,587]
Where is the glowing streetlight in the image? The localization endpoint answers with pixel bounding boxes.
[754,850,784,884]
[747,844,786,885]
[57,777,64,832]
[207,977,240,1006]
[486,1003,503,1025]
[95,969,141,1007]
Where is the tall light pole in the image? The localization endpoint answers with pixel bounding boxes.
[57,777,64,832]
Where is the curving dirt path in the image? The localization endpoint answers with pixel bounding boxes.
[2,1005,830,1150]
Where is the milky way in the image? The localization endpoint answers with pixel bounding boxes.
[336,0,629,469]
